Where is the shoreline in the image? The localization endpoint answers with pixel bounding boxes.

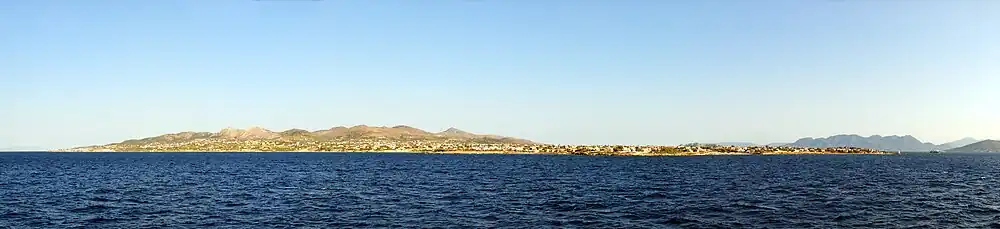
[45,150,898,156]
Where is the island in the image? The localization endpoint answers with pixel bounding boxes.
[945,140,1000,153]
[56,125,897,156]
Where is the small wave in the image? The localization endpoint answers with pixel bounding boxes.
[88,197,114,202]
[440,193,469,201]
[660,217,698,226]
[734,201,779,211]
[642,192,668,199]
[969,205,1000,214]
[545,200,581,212]
[88,188,120,194]
[584,202,608,210]
[2,211,29,218]
[526,186,558,192]
[122,198,149,204]
[143,209,174,215]
[84,216,115,223]
[70,204,116,213]
[833,213,861,222]
[224,202,247,207]
[565,219,600,226]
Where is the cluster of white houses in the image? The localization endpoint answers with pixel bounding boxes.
[63,138,893,155]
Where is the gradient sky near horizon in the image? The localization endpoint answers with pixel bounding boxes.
[2,0,999,149]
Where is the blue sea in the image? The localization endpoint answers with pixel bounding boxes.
[2,152,999,228]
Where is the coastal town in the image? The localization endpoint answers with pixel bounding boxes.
[60,138,895,156]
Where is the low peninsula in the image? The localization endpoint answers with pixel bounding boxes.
[57,125,896,156]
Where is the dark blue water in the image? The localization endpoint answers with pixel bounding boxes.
[2,152,999,228]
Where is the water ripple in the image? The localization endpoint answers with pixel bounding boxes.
[2,152,1000,228]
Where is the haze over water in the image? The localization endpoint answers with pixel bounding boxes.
[3,152,1000,228]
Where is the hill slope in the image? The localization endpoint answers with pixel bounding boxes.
[64,125,537,152]
[946,140,1000,153]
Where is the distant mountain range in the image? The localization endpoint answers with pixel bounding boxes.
[713,142,758,147]
[710,135,984,152]
[709,142,792,147]
[786,135,979,152]
[941,137,980,149]
[946,140,1000,153]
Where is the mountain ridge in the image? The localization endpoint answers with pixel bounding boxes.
[711,142,758,147]
[942,137,979,149]
[787,134,977,152]
[946,140,1000,153]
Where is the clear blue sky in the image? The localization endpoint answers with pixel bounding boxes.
[2,0,998,149]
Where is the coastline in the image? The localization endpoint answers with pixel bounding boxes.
[46,149,897,156]
[411,150,895,156]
